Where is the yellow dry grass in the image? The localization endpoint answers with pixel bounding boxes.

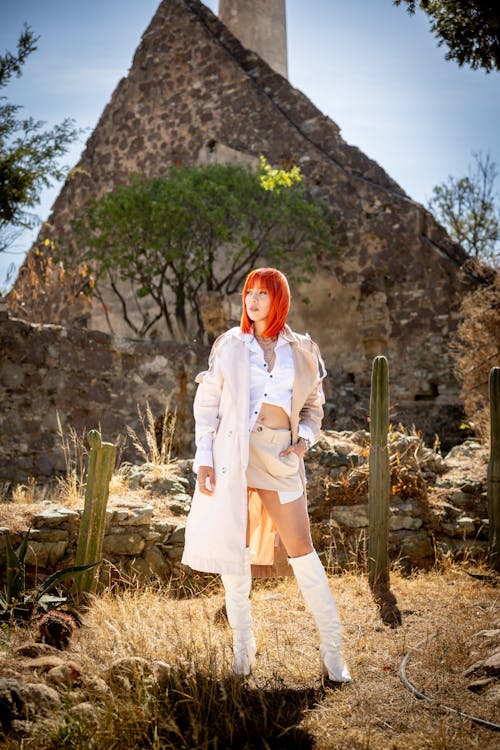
[3,565,496,750]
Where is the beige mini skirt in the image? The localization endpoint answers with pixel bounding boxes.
[246,423,303,503]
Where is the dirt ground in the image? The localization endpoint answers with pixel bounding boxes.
[1,564,498,749]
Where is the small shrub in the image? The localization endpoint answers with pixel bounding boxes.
[452,263,499,440]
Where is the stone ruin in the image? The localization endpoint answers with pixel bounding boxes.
[7,0,480,450]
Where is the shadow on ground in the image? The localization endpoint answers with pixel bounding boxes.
[155,671,324,750]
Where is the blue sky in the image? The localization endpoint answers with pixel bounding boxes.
[1,0,499,287]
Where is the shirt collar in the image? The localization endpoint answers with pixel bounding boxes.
[234,325,294,349]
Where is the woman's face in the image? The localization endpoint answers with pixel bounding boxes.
[245,286,272,326]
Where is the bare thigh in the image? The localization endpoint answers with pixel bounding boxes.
[253,489,313,558]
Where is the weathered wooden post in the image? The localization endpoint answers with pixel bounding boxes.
[488,367,500,572]
[75,430,116,594]
[368,356,401,626]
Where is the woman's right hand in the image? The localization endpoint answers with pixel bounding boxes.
[197,466,215,495]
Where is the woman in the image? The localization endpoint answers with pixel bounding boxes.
[182,267,350,682]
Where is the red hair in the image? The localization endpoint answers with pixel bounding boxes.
[240,267,291,337]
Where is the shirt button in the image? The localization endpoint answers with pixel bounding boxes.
[221,467,227,474]
[254,411,258,414]
[264,393,267,397]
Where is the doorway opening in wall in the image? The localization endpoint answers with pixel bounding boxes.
[414,382,439,401]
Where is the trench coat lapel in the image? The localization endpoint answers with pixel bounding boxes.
[290,343,319,441]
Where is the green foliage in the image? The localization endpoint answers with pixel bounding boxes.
[393,1,500,72]
[259,155,303,192]
[62,161,337,339]
[428,152,500,267]
[0,25,79,253]
[0,529,96,622]
[4,527,30,605]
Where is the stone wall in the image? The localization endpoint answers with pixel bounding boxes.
[9,0,477,448]
[0,311,206,483]
[0,434,488,585]
[0,306,472,489]
[0,300,478,487]
[0,498,188,586]
[304,432,488,571]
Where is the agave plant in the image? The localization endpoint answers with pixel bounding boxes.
[0,529,96,622]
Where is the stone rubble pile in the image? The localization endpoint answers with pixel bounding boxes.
[304,432,488,570]
[0,644,173,740]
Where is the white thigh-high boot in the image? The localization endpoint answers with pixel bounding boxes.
[289,550,351,682]
[220,549,256,676]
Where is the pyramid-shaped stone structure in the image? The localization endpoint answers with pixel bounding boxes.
[12,0,475,441]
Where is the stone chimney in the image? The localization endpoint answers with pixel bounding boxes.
[218,0,288,78]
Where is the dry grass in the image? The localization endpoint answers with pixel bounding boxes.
[0,479,51,506]
[108,463,133,495]
[0,416,89,509]
[3,564,497,749]
[54,414,88,507]
[127,401,177,472]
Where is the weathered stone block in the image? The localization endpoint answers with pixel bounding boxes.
[21,682,61,718]
[143,531,162,542]
[448,491,473,507]
[153,520,176,537]
[112,506,154,526]
[389,516,422,531]
[319,451,351,469]
[33,507,79,528]
[167,526,186,545]
[143,546,170,577]
[0,677,25,729]
[398,531,434,563]
[102,533,145,556]
[441,517,476,537]
[28,528,68,543]
[330,505,369,528]
[24,541,67,568]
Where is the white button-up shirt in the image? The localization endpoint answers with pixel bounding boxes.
[194,329,315,469]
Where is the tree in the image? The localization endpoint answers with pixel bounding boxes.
[393,1,500,72]
[451,262,499,439]
[54,161,337,340]
[0,25,79,254]
[428,152,500,267]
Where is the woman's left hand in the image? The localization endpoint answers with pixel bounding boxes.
[279,438,307,460]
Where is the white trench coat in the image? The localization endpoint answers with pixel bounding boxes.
[181,325,326,577]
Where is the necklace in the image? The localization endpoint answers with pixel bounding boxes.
[254,333,278,369]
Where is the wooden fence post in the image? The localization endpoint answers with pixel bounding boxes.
[368,356,401,627]
[488,366,500,572]
[74,430,116,594]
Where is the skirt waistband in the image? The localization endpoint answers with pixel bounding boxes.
[250,423,292,445]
